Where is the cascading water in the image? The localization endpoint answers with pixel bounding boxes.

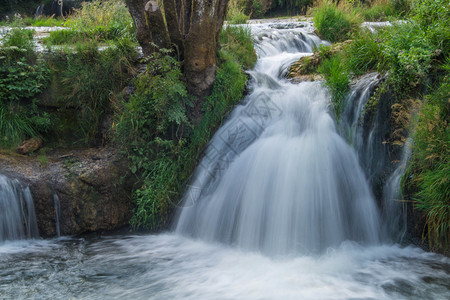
[0,23,448,300]
[339,73,409,241]
[53,192,61,237]
[339,72,382,178]
[381,139,411,241]
[175,24,380,254]
[0,174,39,243]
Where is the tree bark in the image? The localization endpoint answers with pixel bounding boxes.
[125,0,230,98]
[125,0,153,56]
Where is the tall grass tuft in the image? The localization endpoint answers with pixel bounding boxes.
[318,55,350,118]
[226,0,250,24]
[344,29,384,75]
[312,0,361,43]
[44,0,135,46]
[47,38,138,145]
[353,0,404,21]
[409,77,450,251]
[219,25,257,69]
[0,28,50,147]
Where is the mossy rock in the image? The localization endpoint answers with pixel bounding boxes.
[288,40,352,82]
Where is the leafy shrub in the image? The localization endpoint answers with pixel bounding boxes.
[0,28,50,147]
[312,1,361,43]
[408,78,449,252]
[47,38,137,144]
[119,24,255,230]
[116,49,192,229]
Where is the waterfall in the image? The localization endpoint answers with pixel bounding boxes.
[340,73,410,242]
[53,192,61,237]
[175,24,381,254]
[0,174,39,243]
[381,140,411,241]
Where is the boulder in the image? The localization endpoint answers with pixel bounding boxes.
[0,147,134,237]
[16,137,42,155]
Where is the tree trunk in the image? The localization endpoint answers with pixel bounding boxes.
[125,0,230,98]
[125,0,153,56]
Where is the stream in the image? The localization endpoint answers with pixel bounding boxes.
[0,22,449,299]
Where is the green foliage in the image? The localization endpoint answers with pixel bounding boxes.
[44,0,135,46]
[0,28,48,102]
[353,0,404,21]
[318,55,350,118]
[344,29,384,75]
[119,25,255,230]
[252,0,264,17]
[312,1,361,43]
[227,0,250,24]
[24,17,69,27]
[0,27,35,60]
[320,0,448,100]
[219,25,257,69]
[0,16,70,27]
[0,28,50,147]
[47,38,137,144]
[408,78,449,251]
[116,49,193,230]
[410,0,448,29]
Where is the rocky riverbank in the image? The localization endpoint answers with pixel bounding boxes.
[0,148,134,237]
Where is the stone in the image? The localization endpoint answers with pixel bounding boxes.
[16,137,42,155]
[287,40,352,82]
[0,148,134,237]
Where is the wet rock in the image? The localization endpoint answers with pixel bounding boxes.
[0,148,134,237]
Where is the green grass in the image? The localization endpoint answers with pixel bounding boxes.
[46,38,138,145]
[318,55,350,118]
[353,1,400,21]
[219,25,257,69]
[344,29,384,75]
[226,0,249,24]
[407,77,450,251]
[312,1,361,43]
[0,27,50,148]
[42,0,135,46]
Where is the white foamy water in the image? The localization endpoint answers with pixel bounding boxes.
[175,24,379,254]
[0,234,448,299]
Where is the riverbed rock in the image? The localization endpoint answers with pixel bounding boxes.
[16,137,42,154]
[0,148,134,237]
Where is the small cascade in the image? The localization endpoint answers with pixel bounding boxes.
[381,139,411,241]
[175,25,380,255]
[340,74,411,242]
[0,174,39,243]
[53,192,61,237]
[340,73,385,185]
